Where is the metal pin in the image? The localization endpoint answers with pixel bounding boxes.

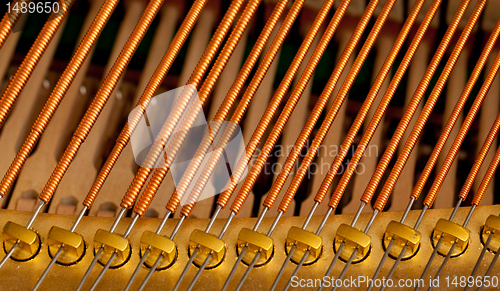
[124,211,171,291]
[76,207,127,290]
[319,241,344,291]
[380,204,429,286]
[416,200,463,291]
[283,249,309,291]
[271,203,319,290]
[134,212,179,291]
[477,245,500,291]
[428,205,476,291]
[270,245,296,291]
[429,242,456,291]
[380,244,408,291]
[334,208,379,291]
[466,228,496,291]
[221,245,247,291]
[34,204,87,289]
[173,206,225,290]
[186,251,214,291]
[369,200,413,291]
[0,200,45,271]
[89,251,118,291]
[87,215,140,289]
[222,208,271,290]
[137,251,164,291]
[333,248,358,291]
[77,247,103,291]
[172,247,199,291]
[368,238,395,291]
[235,250,261,291]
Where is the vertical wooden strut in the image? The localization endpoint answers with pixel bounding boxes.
[0,0,74,130]
[0,0,27,50]
[37,0,166,204]
[272,0,427,211]
[0,0,121,197]
[370,0,486,211]
[135,0,298,216]
[83,0,209,209]
[119,0,253,210]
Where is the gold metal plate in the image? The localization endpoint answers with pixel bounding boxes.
[94,229,131,268]
[47,226,85,265]
[140,230,176,269]
[334,224,371,263]
[2,221,40,261]
[189,229,225,268]
[383,221,421,260]
[482,215,500,253]
[285,226,322,265]
[237,228,273,266]
[432,219,470,257]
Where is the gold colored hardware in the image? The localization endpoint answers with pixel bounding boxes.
[383,221,421,259]
[2,221,40,261]
[285,226,322,265]
[47,226,85,265]
[94,229,131,268]
[482,215,500,253]
[188,229,225,268]
[237,228,273,266]
[432,219,470,257]
[334,224,371,263]
[140,230,177,269]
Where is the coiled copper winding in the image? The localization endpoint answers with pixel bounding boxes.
[472,144,500,206]
[272,0,399,213]
[0,0,27,50]
[85,0,209,209]
[422,56,500,207]
[284,0,402,212]
[227,0,342,215]
[374,0,484,211]
[38,0,165,204]
[120,0,247,210]
[135,0,269,216]
[265,0,379,211]
[462,112,500,203]
[322,0,432,210]
[0,0,120,198]
[0,0,73,130]
[171,0,302,218]
[353,0,471,211]
[168,0,290,216]
[410,17,500,205]
[373,0,485,211]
